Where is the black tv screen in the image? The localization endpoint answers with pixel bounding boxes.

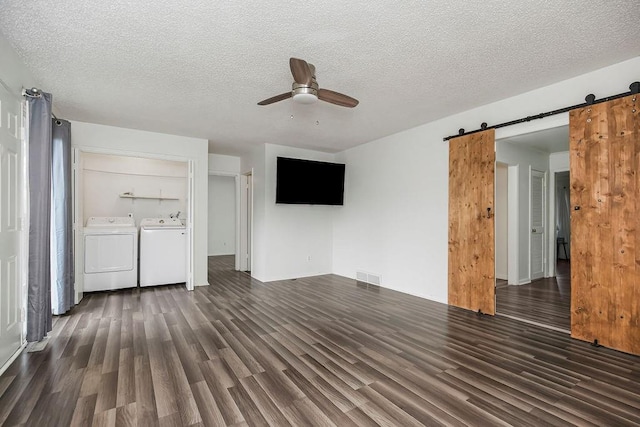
[276,157,345,205]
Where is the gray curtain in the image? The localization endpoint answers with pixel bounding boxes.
[51,119,74,315]
[27,91,53,342]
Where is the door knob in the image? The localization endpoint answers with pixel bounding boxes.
[532,228,537,232]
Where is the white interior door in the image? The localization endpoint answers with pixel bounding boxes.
[239,172,252,272]
[530,170,545,280]
[247,174,252,272]
[0,85,24,369]
[187,160,194,290]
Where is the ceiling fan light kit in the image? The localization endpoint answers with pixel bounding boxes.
[258,57,359,108]
[292,82,318,104]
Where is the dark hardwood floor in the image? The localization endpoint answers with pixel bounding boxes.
[1,256,639,426]
[496,261,571,332]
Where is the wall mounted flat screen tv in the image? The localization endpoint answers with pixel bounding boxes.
[276,157,345,205]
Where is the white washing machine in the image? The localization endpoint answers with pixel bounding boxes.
[84,216,138,292]
[139,218,187,287]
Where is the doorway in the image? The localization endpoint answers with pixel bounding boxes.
[494,126,571,332]
[74,149,194,295]
[207,174,237,270]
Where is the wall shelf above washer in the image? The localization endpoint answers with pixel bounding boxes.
[119,193,179,201]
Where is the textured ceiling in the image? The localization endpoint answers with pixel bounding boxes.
[1,1,639,156]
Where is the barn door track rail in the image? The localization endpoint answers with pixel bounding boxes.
[443,81,640,142]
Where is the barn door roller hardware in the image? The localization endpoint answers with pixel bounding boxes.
[443,81,640,141]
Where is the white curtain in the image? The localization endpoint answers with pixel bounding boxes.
[51,119,74,315]
[556,185,571,259]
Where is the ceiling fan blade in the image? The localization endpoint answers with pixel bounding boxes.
[318,88,359,108]
[290,57,312,85]
[257,92,292,106]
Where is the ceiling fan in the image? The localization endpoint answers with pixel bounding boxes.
[257,58,359,108]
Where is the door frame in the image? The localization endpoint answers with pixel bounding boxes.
[496,120,567,276]
[494,162,520,285]
[239,170,253,273]
[495,126,568,284]
[494,162,509,281]
[73,147,195,296]
[207,170,241,271]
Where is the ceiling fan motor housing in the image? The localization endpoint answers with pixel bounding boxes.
[292,81,318,103]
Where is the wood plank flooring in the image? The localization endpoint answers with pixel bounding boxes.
[1,256,639,426]
[496,261,571,331]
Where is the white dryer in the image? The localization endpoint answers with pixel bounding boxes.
[83,216,138,292]
[139,218,187,287]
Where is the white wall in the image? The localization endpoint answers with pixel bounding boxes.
[208,153,241,174]
[333,126,449,302]
[0,36,37,95]
[495,163,508,280]
[242,144,337,282]
[263,144,336,281]
[333,57,640,304]
[549,151,570,171]
[82,152,187,223]
[71,121,209,288]
[208,175,236,255]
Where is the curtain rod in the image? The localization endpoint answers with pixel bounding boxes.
[22,87,58,120]
[443,81,640,141]
[23,87,42,98]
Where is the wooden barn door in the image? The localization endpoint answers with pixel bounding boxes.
[448,130,496,315]
[570,94,639,355]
